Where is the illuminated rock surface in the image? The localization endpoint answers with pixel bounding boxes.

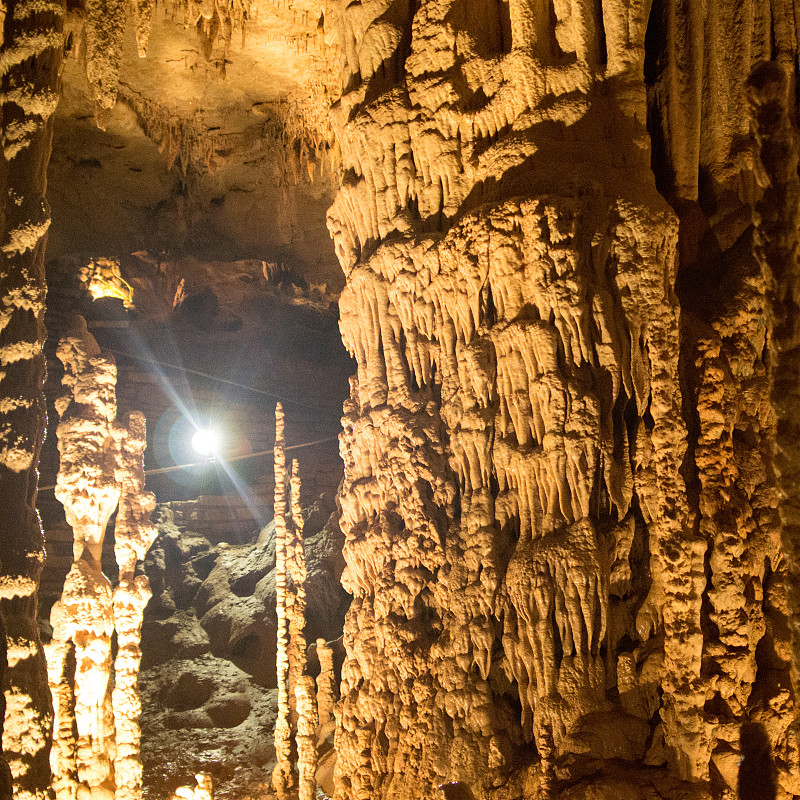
[47,317,156,800]
[327,0,800,797]
[1,0,800,797]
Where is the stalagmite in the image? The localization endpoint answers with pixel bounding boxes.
[45,604,77,800]
[53,316,120,800]
[170,774,213,800]
[271,403,294,800]
[315,638,335,727]
[112,412,157,800]
[49,317,156,800]
[273,410,319,800]
[290,461,317,800]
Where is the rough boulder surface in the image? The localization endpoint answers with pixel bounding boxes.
[139,493,347,800]
[1,0,800,798]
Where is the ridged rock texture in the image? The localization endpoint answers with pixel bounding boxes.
[46,316,156,800]
[0,0,65,797]
[327,0,800,797]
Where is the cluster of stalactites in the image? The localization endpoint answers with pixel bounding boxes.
[73,0,251,119]
[46,315,156,800]
[271,404,319,800]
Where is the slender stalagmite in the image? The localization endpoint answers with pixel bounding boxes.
[290,460,317,800]
[0,0,65,795]
[112,411,157,800]
[315,638,335,727]
[272,403,294,800]
[44,604,76,800]
[288,459,309,717]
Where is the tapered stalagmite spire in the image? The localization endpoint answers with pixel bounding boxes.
[288,459,309,723]
[290,460,317,800]
[273,411,319,800]
[272,403,294,800]
[112,411,157,800]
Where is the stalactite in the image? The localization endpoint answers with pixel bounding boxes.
[131,0,155,57]
[0,1,65,796]
[271,403,294,800]
[84,0,127,113]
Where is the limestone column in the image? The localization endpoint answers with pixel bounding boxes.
[0,1,65,796]
[290,461,317,800]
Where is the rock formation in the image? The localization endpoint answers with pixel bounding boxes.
[316,638,335,727]
[327,0,800,798]
[170,773,213,800]
[47,317,155,800]
[0,0,65,796]
[112,411,157,800]
[2,0,800,797]
[272,403,294,800]
[272,406,320,800]
[138,488,347,800]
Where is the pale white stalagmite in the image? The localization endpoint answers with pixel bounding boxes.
[111,411,157,800]
[45,603,77,800]
[0,0,65,795]
[50,319,156,800]
[170,774,213,800]
[271,403,294,800]
[53,317,120,800]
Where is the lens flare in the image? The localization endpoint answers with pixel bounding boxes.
[191,427,221,457]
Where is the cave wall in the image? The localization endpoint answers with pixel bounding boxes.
[328,0,800,797]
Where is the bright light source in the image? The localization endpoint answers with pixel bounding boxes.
[192,427,221,457]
